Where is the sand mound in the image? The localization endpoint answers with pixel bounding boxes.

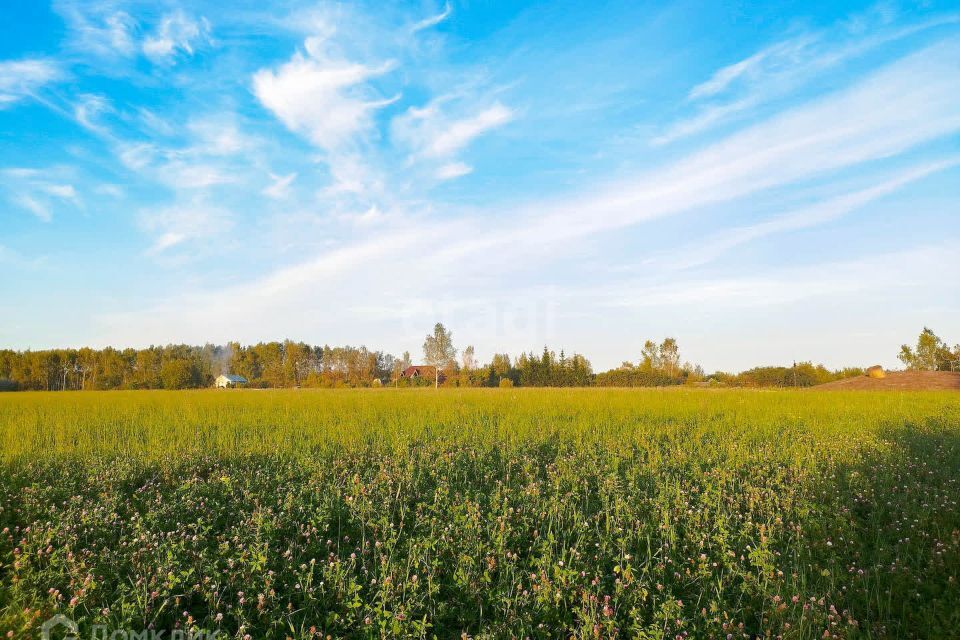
[817,371,960,391]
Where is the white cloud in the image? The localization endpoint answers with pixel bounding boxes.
[53,2,137,59]
[650,97,755,147]
[95,184,124,199]
[186,117,253,156]
[98,224,450,344]
[157,162,235,189]
[73,94,112,133]
[411,2,452,33]
[0,59,61,107]
[387,39,960,271]
[347,205,387,227]
[649,158,960,270]
[252,37,396,152]
[587,244,959,311]
[658,12,960,145]
[139,203,233,255]
[43,184,79,201]
[138,108,176,136]
[142,11,212,64]
[117,142,156,171]
[118,141,233,189]
[369,39,960,274]
[93,39,960,357]
[541,39,960,240]
[401,102,514,159]
[262,173,297,199]
[15,195,52,222]
[320,154,385,199]
[115,115,254,191]
[2,167,81,221]
[436,162,472,180]
[688,35,816,101]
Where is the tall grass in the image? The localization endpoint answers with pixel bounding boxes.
[0,389,958,638]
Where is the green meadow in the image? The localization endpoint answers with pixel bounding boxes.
[1,389,958,638]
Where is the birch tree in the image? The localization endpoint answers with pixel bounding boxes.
[423,323,456,388]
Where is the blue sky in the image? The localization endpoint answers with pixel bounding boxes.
[1,0,958,372]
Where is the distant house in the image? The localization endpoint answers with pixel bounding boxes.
[215,374,248,388]
[401,365,446,384]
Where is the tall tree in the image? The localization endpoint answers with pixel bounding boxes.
[423,323,456,388]
[462,345,476,371]
[899,327,954,371]
[640,340,660,372]
[659,337,680,378]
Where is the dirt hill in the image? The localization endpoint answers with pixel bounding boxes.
[817,370,960,391]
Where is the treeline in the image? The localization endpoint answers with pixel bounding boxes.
[0,342,397,391]
[2,325,944,391]
[483,349,594,387]
[596,338,704,387]
[710,363,865,388]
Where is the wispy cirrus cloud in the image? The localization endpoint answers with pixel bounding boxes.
[0,58,62,108]
[73,93,112,133]
[557,39,960,238]
[7,0,957,368]
[393,102,515,158]
[262,173,297,199]
[436,162,472,180]
[14,194,53,222]
[116,141,235,189]
[411,2,452,33]
[646,158,960,271]
[687,35,817,101]
[113,113,257,192]
[2,167,82,222]
[420,103,514,158]
[583,244,960,312]
[54,2,211,67]
[142,11,212,64]
[53,1,138,59]
[102,37,960,347]
[653,11,960,145]
[139,202,233,256]
[393,101,514,179]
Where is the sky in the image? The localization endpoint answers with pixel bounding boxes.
[1,0,958,373]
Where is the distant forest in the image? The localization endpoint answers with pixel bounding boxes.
[0,325,954,391]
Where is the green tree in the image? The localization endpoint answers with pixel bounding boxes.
[462,345,476,371]
[160,359,196,389]
[423,323,456,388]
[899,327,953,371]
[640,340,660,372]
[659,337,680,378]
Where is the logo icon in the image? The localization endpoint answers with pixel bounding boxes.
[40,614,79,640]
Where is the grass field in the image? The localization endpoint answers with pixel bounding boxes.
[1,389,958,639]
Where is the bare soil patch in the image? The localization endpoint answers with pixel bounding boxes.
[817,370,960,390]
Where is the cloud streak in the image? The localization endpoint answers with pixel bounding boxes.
[650,158,960,270]
[139,203,233,255]
[0,59,61,107]
[142,11,212,64]
[655,12,960,145]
